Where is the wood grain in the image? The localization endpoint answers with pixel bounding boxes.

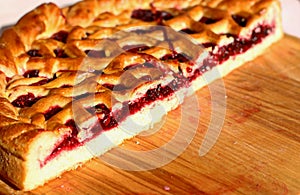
[0,34,299,194]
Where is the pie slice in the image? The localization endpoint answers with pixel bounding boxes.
[0,0,283,191]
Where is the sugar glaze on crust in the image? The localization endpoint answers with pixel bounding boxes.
[0,0,283,191]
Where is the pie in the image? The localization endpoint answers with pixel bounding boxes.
[0,0,283,191]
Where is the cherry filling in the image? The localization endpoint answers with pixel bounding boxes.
[202,42,217,49]
[51,30,69,43]
[23,70,56,86]
[54,48,69,58]
[23,70,40,78]
[128,82,180,115]
[11,93,41,108]
[102,83,115,90]
[44,105,63,120]
[60,84,73,88]
[6,77,11,83]
[41,23,275,167]
[232,15,248,27]
[187,24,275,82]
[215,25,273,63]
[91,104,118,130]
[131,9,174,22]
[30,79,49,86]
[199,16,221,24]
[27,49,42,57]
[180,28,198,34]
[41,120,81,167]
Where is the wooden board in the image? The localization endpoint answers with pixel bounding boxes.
[0,34,299,194]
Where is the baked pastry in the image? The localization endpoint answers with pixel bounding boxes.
[0,0,283,191]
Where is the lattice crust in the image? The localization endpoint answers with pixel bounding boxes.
[0,0,282,190]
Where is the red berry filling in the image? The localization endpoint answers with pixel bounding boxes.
[29,79,48,86]
[215,25,273,64]
[188,24,274,81]
[128,83,177,115]
[86,104,119,131]
[23,70,56,86]
[44,106,63,120]
[41,119,81,167]
[51,30,69,43]
[232,15,248,27]
[180,28,198,34]
[23,70,40,78]
[12,93,41,108]
[27,49,42,57]
[102,83,115,90]
[131,9,174,22]
[54,48,69,58]
[199,16,221,24]
[59,120,80,149]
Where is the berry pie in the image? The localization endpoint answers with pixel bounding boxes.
[0,0,283,191]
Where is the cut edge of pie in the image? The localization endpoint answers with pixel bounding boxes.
[0,0,283,191]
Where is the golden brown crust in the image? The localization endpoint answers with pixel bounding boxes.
[0,146,25,189]
[0,0,283,190]
[14,3,66,47]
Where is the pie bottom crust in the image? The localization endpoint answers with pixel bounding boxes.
[0,9,283,192]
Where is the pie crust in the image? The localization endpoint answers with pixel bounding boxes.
[0,0,283,191]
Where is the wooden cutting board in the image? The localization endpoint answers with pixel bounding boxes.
[0,34,299,194]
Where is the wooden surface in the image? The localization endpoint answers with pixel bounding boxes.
[0,34,299,194]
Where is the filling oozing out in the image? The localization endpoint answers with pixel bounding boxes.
[14,8,275,166]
